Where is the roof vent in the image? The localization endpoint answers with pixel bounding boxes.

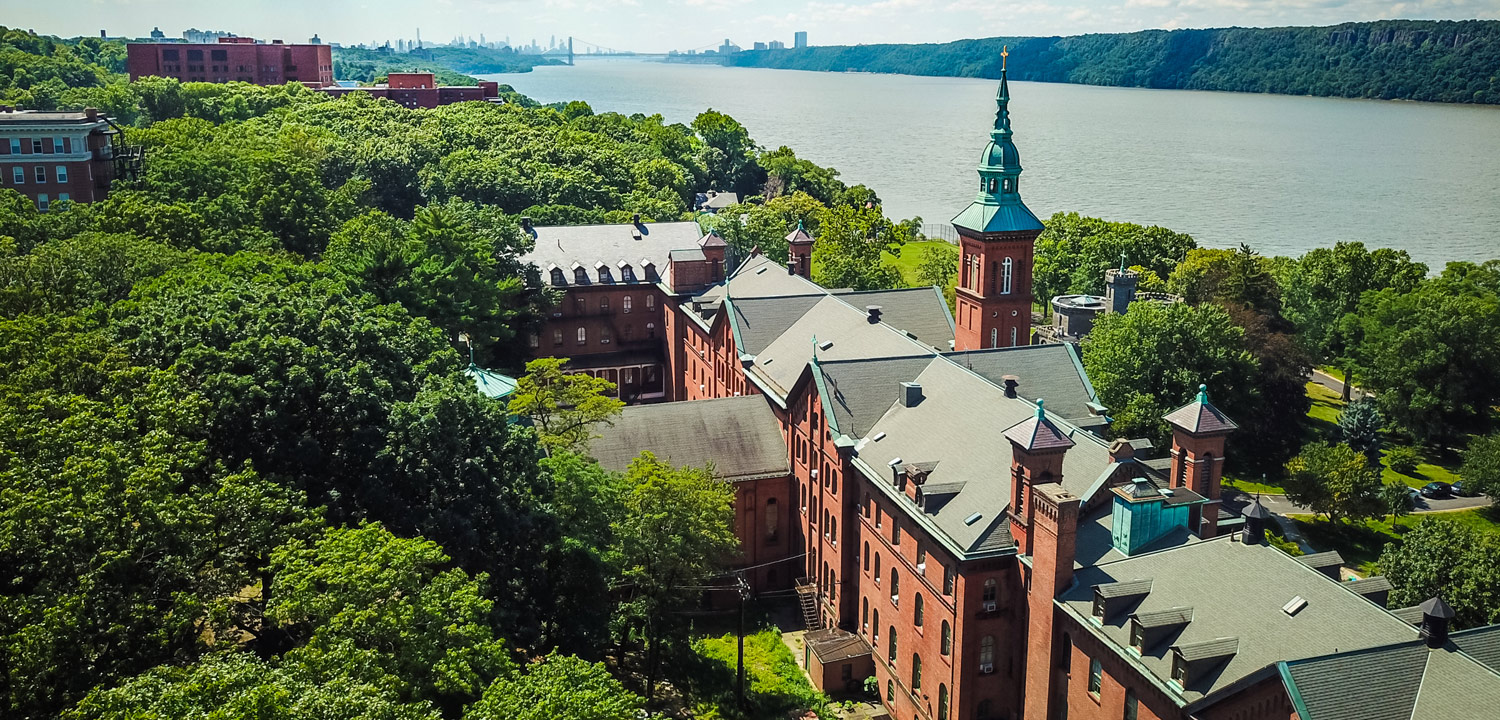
[819,340,834,351]
[866,305,883,323]
[1002,374,1020,398]
[872,431,887,442]
[899,381,923,408]
[756,266,767,275]
[1281,596,1308,616]
[964,512,983,526]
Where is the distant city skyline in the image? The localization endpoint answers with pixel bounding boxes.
[9,0,1500,53]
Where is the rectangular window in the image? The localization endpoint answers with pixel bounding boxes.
[1088,658,1103,696]
[600,326,611,344]
[892,519,901,546]
[187,49,204,61]
[8,138,18,154]
[61,137,71,153]
[11,166,22,184]
[212,49,228,61]
[34,166,45,183]
[528,334,539,348]
[57,193,69,204]
[37,194,49,212]
[943,566,956,596]
[55,166,67,183]
[162,49,179,61]
[32,139,43,154]
[553,330,563,346]
[916,547,927,572]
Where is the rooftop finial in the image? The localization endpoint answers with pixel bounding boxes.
[1001,44,1008,72]
[811,334,819,361]
[1120,252,1128,272]
[797,218,804,231]
[1036,398,1045,420]
[1197,383,1208,404]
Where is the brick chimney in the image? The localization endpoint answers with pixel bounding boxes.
[1023,482,1081,720]
[1163,384,1237,538]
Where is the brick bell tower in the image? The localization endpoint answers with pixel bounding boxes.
[952,48,1045,351]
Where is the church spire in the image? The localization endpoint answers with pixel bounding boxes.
[951,45,1044,236]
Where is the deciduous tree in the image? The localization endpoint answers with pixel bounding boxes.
[1283,442,1384,523]
[464,652,642,720]
[1380,518,1500,629]
[508,357,624,454]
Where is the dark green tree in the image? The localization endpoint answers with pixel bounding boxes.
[464,652,642,720]
[1380,518,1500,629]
[1283,442,1384,523]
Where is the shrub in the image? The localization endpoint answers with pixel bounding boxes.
[1387,445,1422,475]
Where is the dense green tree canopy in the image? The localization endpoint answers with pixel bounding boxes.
[464,653,642,720]
[1380,518,1500,629]
[1283,442,1384,523]
[1032,212,1196,304]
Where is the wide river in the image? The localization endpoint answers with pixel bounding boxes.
[487,58,1500,267]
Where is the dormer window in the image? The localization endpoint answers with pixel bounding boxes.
[550,267,566,286]
[574,267,588,284]
[596,263,612,283]
[621,263,636,282]
[641,259,656,281]
[1129,620,1145,653]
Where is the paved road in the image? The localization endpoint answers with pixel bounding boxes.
[1222,488,1491,517]
[1309,368,1367,402]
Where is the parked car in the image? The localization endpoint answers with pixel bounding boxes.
[1452,481,1479,497]
[1420,481,1452,499]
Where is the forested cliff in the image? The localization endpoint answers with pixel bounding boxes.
[722,20,1500,104]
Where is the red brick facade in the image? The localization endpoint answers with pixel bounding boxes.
[127,39,334,87]
[954,229,1037,351]
[0,109,120,210]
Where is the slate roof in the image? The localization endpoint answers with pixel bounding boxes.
[848,356,1118,555]
[944,344,1100,422]
[520,221,704,286]
[1095,579,1153,599]
[1452,625,1500,670]
[1061,538,1418,703]
[1277,632,1500,720]
[711,253,822,300]
[748,295,933,397]
[586,395,788,482]
[1163,394,1239,435]
[831,287,955,351]
[1003,405,1076,451]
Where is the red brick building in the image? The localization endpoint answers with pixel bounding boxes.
[319,72,503,109]
[126,37,334,86]
[535,67,1500,720]
[0,107,135,210]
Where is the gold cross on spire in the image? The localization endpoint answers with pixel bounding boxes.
[1001,45,1008,71]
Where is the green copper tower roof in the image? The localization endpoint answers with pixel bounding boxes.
[951,52,1045,235]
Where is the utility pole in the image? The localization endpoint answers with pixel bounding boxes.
[737,574,751,709]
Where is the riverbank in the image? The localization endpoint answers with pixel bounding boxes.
[719,19,1500,105]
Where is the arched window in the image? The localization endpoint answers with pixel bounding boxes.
[980,635,995,666]
[886,679,894,703]
[914,593,924,627]
[1060,632,1073,672]
[829,570,837,600]
[912,654,922,690]
[1001,257,1013,294]
[990,327,998,348]
[941,621,952,655]
[938,684,949,720]
[864,542,870,571]
[873,610,880,643]
[890,569,899,604]
[830,517,837,545]
[646,322,656,338]
[623,295,633,313]
[887,627,897,664]
[576,327,587,345]
[1011,326,1018,347]
[875,553,882,580]
[765,498,778,542]
[600,296,610,313]
[988,177,998,193]
[862,598,869,631]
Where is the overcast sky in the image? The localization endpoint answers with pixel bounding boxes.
[10,0,1500,52]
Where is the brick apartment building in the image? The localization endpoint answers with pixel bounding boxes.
[0,107,136,210]
[521,67,1500,720]
[126,37,334,86]
[320,72,504,109]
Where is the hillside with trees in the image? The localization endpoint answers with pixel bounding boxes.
[724,19,1500,104]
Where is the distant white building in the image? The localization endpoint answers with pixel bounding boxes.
[794,31,807,48]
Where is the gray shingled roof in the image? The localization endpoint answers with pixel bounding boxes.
[1452,625,1500,670]
[1298,551,1345,570]
[1278,634,1500,720]
[832,287,955,350]
[707,253,822,301]
[1097,578,1153,599]
[750,295,934,396]
[850,357,1117,555]
[1136,606,1194,629]
[944,344,1099,421]
[1061,538,1418,703]
[1281,642,1430,720]
[730,295,826,355]
[1174,637,1238,663]
[1163,396,1239,435]
[818,356,939,439]
[587,395,787,482]
[520,221,704,285]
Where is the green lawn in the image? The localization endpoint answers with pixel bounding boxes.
[1291,507,1500,574]
[1227,381,1465,494]
[882,240,955,287]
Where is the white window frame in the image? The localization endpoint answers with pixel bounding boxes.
[34,165,46,183]
[12,166,23,184]
[37,194,49,212]
[8,139,19,154]
[57,193,69,205]
[622,295,632,313]
[55,165,67,183]
[1001,257,1013,294]
[576,327,586,345]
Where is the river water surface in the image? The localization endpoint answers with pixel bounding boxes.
[487,58,1500,267]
